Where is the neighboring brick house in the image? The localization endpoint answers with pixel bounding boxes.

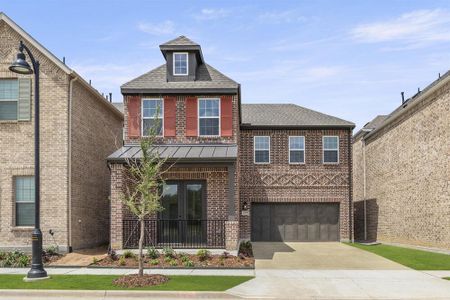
[108,36,354,250]
[353,72,450,250]
[0,13,123,252]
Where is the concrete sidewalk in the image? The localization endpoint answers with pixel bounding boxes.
[227,269,450,299]
[0,267,255,276]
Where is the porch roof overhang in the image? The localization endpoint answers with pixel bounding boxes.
[107,144,237,163]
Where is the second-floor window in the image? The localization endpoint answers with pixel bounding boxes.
[142,98,163,136]
[323,136,339,164]
[173,53,188,75]
[254,136,270,164]
[198,98,220,136]
[289,136,305,164]
[0,79,19,121]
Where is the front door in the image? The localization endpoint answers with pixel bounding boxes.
[158,181,206,246]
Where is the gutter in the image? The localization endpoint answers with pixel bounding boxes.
[67,76,77,252]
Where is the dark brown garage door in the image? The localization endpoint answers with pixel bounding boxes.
[251,203,339,242]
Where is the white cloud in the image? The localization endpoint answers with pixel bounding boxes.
[195,8,229,20]
[138,20,175,35]
[351,9,450,47]
[258,10,308,24]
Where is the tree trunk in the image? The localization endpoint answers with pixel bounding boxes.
[138,218,145,276]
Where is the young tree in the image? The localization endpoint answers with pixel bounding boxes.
[122,112,168,276]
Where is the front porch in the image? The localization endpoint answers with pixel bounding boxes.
[108,144,240,251]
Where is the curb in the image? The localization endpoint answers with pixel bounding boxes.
[0,289,240,299]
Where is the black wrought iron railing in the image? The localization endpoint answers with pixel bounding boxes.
[122,219,226,249]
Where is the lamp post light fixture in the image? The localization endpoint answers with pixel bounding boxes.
[9,41,48,280]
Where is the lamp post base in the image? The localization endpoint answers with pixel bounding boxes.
[23,275,50,282]
[26,228,47,280]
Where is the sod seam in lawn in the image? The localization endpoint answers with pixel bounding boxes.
[346,243,450,270]
[0,275,253,291]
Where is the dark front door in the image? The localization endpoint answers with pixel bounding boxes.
[251,203,339,242]
[158,181,206,245]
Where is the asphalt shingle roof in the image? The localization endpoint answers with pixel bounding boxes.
[160,35,199,46]
[121,63,239,92]
[241,104,354,128]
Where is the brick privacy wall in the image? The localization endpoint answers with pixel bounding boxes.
[70,80,123,249]
[352,81,450,250]
[123,94,239,145]
[110,164,237,249]
[0,20,70,250]
[239,128,353,241]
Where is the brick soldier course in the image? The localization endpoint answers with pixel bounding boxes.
[353,72,450,250]
[0,13,123,252]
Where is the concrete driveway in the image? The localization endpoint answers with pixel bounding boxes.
[253,242,406,269]
[227,242,450,299]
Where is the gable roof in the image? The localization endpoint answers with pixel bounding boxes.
[160,35,199,47]
[0,12,123,119]
[121,63,239,94]
[241,104,354,128]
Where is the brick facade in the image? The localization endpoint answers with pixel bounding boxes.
[353,78,450,250]
[239,128,353,241]
[0,18,123,251]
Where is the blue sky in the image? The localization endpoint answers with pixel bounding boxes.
[2,0,450,130]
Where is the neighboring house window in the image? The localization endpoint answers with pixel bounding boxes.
[323,136,339,163]
[0,79,19,121]
[289,136,305,164]
[15,176,35,226]
[142,99,163,136]
[198,98,220,136]
[254,136,270,164]
[173,53,188,75]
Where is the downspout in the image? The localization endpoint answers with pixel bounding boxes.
[347,130,353,242]
[362,138,367,241]
[67,76,77,253]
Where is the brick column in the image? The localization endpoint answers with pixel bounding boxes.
[225,220,239,250]
[110,163,124,250]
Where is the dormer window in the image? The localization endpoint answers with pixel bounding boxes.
[173,53,188,75]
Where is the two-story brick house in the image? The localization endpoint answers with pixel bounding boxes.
[108,36,354,250]
[0,13,123,252]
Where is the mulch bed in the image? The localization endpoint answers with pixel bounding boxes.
[112,274,169,288]
[95,254,254,268]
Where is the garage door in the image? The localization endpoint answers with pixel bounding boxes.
[251,203,339,242]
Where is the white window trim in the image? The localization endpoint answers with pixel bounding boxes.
[254,136,270,164]
[322,136,339,164]
[289,136,305,164]
[198,98,221,137]
[173,52,189,76]
[141,98,164,137]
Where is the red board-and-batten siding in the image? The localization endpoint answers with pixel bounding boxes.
[126,95,234,138]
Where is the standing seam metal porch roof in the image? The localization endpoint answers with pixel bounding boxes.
[108,144,237,162]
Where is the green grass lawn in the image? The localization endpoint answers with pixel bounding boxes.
[0,275,252,291]
[347,243,450,270]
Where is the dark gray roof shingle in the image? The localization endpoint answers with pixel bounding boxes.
[241,104,354,128]
[121,63,239,93]
[160,35,199,46]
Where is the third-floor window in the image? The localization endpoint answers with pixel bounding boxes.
[173,53,188,75]
[198,98,220,136]
[142,98,163,136]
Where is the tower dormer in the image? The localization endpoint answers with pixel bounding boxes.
[159,36,204,82]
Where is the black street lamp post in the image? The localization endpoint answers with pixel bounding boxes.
[10,41,48,280]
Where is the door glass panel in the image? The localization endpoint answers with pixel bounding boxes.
[186,183,204,244]
[159,183,179,243]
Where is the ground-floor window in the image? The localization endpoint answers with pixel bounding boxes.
[14,176,35,226]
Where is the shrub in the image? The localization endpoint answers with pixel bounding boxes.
[183,260,194,267]
[180,255,190,263]
[162,246,176,258]
[118,256,126,266]
[45,246,59,256]
[0,251,6,260]
[169,259,178,267]
[219,257,225,266]
[164,256,172,263]
[92,257,99,264]
[1,250,29,267]
[108,249,118,261]
[146,247,159,259]
[150,259,159,266]
[238,240,253,257]
[17,255,30,267]
[196,249,210,261]
[123,250,135,259]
